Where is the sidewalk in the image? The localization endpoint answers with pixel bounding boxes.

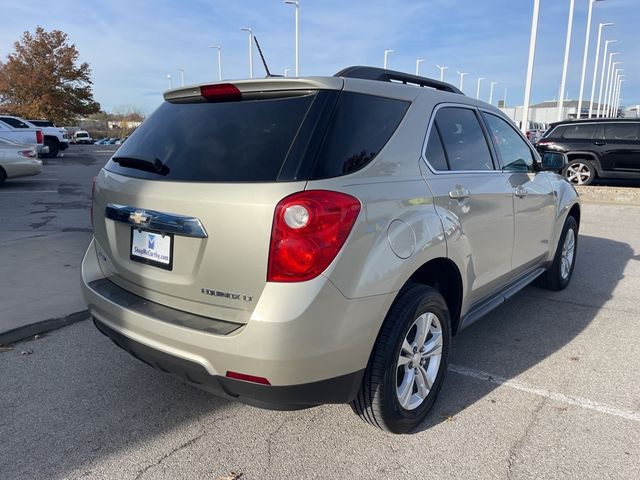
[0,231,91,344]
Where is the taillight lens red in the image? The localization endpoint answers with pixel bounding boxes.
[268,190,361,282]
[36,129,43,144]
[225,371,271,385]
[200,83,241,102]
[18,150,36,158]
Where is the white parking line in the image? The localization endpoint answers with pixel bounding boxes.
[13,178,59,182]
[448,364,640,423]
[94,150,117,153]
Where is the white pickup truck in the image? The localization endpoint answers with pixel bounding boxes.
[0,116,47,157]
[27,119,70,158]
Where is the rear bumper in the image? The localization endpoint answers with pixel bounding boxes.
[59,140,69,150]
[4,159,42,178]
[81,239,392,408]
[93,316,363,410]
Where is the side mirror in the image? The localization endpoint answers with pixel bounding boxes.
[539,152,567,171]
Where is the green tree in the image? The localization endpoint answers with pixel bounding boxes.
[0,27,100,124]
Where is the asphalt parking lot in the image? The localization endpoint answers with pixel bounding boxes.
[1,148,639,479]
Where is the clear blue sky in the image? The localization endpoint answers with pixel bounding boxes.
[1,0,637,114]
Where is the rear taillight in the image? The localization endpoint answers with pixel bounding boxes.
[267,190,361,282]
[18,150,36,158]
[200,83,241,102]
[36,129,43,144]
[90,177,96,230]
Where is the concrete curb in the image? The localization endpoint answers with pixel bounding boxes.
[0,310,89,346]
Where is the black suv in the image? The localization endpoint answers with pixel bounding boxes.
[536,118,640,185]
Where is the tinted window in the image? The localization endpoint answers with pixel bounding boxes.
[29,120,55,127]
[310,92,409,178]
[106,93,316,182]
[0,117,30,128]
[604,123,640,141]
[482,112,534,171]
[561,124,597,140]
[424,126,448,170]
[435,107,494,171]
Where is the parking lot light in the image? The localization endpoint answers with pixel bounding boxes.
[603,53,620,117]
[606,61,622,117]
[456,71,468,92]
[489,81,498,105]
[436,65,448,82]
[476,77,484,99]
[416,59,424,76]
[577,0,605,119]
[240,27,254,78]
[557,0,575,122]
[597,40,616,117]
[521,0,540,134]
[283,1,300,76]
[210,45,222,81]
[384,50,394,69]
[177,68,185,87]
[166,74,172,89]
[589,23,613,118]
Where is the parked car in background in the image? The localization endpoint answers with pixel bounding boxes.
[0,137,42,184]
[0,115,47,157]
[71,130,93,144]
[108,137,120,144]
[26,119,69,158]
[94,137,109,145]
[536,118,640,185]
[83,66,580,433]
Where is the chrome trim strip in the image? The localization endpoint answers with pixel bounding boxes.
[105,203,208,238]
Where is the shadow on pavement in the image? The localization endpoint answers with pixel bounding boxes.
[415,233,635,432]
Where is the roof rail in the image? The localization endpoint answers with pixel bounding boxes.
[334,66,464,95]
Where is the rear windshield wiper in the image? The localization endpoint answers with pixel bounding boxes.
[112,155,170,176]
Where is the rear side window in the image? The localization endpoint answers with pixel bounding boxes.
[434,107,494,171]
[0,117,30,128]
[310,92,409,179]
[106,93,317,182]
[561,124,597,140]
[604,123,640,141]
[424,127,449,170]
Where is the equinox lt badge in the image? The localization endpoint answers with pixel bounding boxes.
[201,288,253,302]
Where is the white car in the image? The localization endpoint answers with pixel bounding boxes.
[0,116,47,157]
[0,137,42,184]
[27,119,70,158]
[71,130,93,145]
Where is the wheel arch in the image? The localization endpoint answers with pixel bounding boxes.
[401,257,463,335]
[566,151,602,175]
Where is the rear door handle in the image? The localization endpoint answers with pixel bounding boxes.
[449,187,470,200]
[514,186,528,198]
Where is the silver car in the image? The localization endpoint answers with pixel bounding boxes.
[0,138,42,184]
[82,66,580,433]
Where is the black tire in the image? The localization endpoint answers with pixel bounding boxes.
[563,160,595,186]
[44,138,59,158]
[535,215,578,291]
[351,284,451,433]
[0,167,6,185]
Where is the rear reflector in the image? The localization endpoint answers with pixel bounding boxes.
[200,83,241,102]
[225,371,271,385]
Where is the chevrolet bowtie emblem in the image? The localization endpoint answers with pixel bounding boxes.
[130,210,149,225]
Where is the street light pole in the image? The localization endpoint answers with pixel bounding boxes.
[240,27,253,78]
[503,88,508,108]
[456,71,468,92]
[166,74,172,89]
[615,78,626,116]
[436,65,448,82]
[284,1,300,76]
[557,0,575,121]
[597,40,616,117]
[476,77,484,100]
[210,45,222,81]
[384,50,394,69]
[577,0,604,119]
[284,68,291,77]
[589,22,613,118]
[606,61,621,117]
[489,81,498,105]
[521,0,540,134]
[416,59,424,76]
[608,69,623,117]
[603,53,619,117]
[177,68,185,87]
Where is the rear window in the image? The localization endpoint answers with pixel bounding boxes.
[0,117,30,128]
[76,132,89,137]
[561,124,597,140]
[106,93,316,182]
[106,90,409,183]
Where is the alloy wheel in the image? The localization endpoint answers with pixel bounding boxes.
[565,163,591,185]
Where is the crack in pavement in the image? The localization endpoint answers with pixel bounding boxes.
[133,432,205,480]
[265,417,289,473]
[506,396,548,480]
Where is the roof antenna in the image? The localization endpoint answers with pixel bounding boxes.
[253,35,282,78]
